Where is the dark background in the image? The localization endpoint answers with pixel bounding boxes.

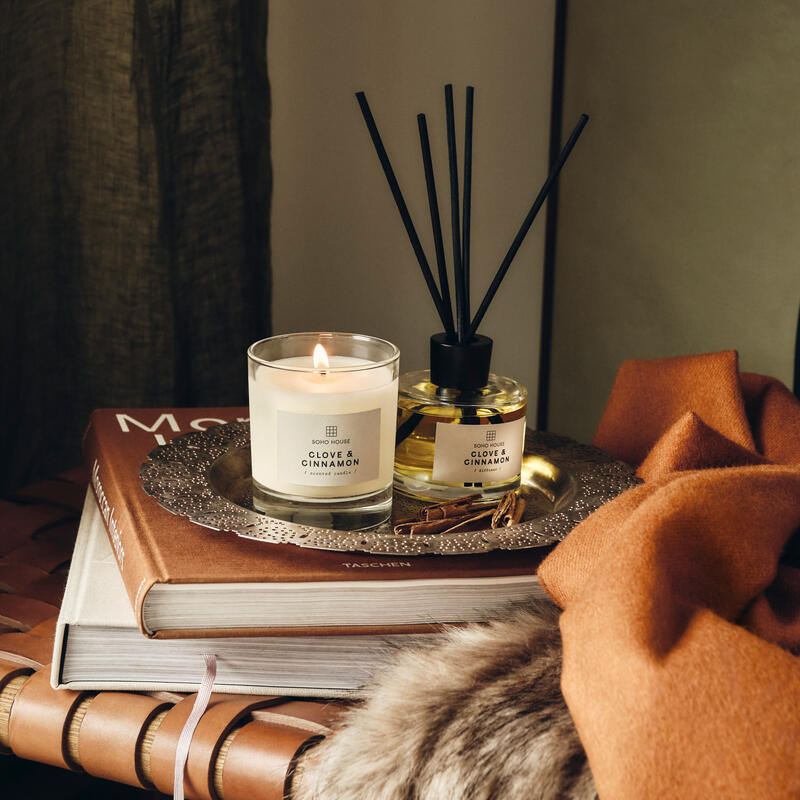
[0,1,271,494]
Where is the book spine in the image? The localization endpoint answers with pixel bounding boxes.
[84,416,161,635]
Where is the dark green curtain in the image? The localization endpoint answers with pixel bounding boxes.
[0,1,271,492]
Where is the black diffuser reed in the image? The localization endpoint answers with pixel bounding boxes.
[356,84,588,368]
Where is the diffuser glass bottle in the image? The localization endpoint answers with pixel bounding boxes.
[394,334,527,502]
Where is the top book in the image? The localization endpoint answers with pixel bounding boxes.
[84,408,547,639]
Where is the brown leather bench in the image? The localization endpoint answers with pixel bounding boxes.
[0,468,344,799]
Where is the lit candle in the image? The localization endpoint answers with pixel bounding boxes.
[247,333,400,529]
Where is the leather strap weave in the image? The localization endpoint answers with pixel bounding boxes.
[0,470,346,798]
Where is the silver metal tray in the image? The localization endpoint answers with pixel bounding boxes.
[139,422,639,556]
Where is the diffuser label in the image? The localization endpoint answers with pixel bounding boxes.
[277,408,381,486]
[432,418,526,484]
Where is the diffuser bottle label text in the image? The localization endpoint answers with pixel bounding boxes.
[277,408,381,487]
[432,418,526,484]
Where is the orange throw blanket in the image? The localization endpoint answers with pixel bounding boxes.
[538,351,800,799]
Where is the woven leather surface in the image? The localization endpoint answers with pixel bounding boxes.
[0,469,342,799]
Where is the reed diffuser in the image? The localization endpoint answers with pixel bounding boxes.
[357,85,588,501]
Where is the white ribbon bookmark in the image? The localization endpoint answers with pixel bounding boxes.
[174,653,217,800]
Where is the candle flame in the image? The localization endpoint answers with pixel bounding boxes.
[313,343,330,370]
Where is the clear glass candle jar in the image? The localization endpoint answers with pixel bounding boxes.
[248,332,400,529]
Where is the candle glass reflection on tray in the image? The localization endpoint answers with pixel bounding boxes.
[247,332,400,530]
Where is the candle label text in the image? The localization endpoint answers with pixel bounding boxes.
[277,408,381,486]
[432,417,526,483]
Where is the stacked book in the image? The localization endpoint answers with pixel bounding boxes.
[52,408,547,697]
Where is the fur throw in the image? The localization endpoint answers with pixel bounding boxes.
[294,599,596,800]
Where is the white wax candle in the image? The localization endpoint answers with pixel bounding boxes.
[249,355,398,499]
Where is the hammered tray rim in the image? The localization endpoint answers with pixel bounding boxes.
[138,421,640,556]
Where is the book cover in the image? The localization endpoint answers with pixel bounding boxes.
[84,407,547,638]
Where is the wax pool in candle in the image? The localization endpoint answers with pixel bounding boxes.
[248,355,398,499]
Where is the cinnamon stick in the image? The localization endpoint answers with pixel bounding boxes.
[394,490,525,535]
[503,496,526,527]
[491,492,514,528]
[393,515,472,536]
[396,508,496,536]
[395,494,483,525]
[434,507,496,534]
[421,494,482,521]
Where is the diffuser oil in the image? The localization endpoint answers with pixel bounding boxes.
[394,334,527,502]
[394,371,526,502]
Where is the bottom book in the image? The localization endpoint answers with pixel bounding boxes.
[52,492,546,697]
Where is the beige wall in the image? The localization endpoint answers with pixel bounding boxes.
[551,1,800,442]
[268,1,555,417]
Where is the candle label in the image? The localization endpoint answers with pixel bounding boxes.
[277,408,381,486]
[432,418,526,483]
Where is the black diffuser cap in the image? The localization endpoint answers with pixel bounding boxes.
[430,333,493,391]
